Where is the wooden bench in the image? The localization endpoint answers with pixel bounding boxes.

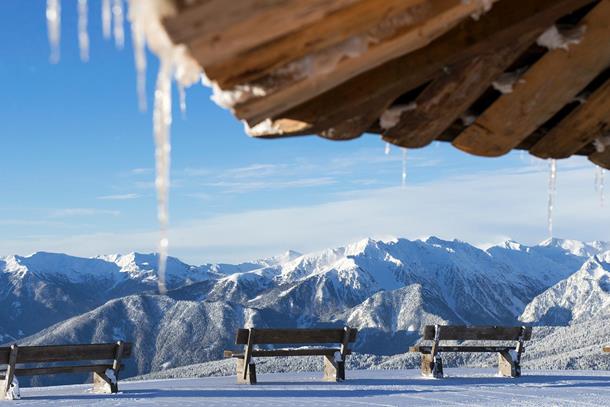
[604,346,610,353]
[410,325,532,379]
[0,341,132,400]
[224,327,357,384]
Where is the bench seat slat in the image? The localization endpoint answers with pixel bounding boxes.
[225,348,352,358]
[410,345,519,354]
[0,363,125,378]
[0,343,132,364]
[422,326,532,341]
[235,329,357,345]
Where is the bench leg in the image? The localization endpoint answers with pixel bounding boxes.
[92,370,118,394]
[421,354,444,379]
[323,355,345,382]
[236,359,256,384]
[498,351,521,378]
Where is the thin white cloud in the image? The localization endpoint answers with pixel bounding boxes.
[97,193,140,201]
[5,162,608,263]
[49,208,121,218]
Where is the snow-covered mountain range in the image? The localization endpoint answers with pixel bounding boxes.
[2,236,610,383]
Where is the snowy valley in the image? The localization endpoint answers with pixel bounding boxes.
[2,236,610,385]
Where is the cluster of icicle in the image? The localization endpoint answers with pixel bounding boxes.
[45,0,203,293]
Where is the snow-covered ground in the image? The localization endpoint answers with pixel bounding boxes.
[4,368,610,406]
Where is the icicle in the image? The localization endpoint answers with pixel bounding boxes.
[384,142,391,155]
[547,159,557,238]
[401,148,407,187]
[153,56,174,294]
[46,0,61,64]
[178,84,187,118]
[112,0,125,49]
[130,12,147,111]
[102,0,111,39]
[77,0,89,62]
[595,166,605,208]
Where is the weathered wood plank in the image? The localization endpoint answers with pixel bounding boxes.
[422,325,533,341]
[590,147,610,170]
[411,345,519,354]
[11,364,119,377]
[164,0,360,67]
[235,0,501,124]
[235,328,357,345]
[204,0,432,89]
[382,31,540,148]
[530,79,610,158]
[242,329,255,380]
[248,0,593,138]
[453,0,610,157]
[0,343,132,364]
[226,348,352,358]
[1,345,17,400]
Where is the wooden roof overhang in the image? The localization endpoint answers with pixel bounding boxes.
[164,0,610,169]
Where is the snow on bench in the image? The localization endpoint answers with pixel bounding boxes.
[224,327,357,384]
[410,325,532,378]
[0,341,131,400]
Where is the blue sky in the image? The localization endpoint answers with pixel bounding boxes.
[1,1,609,264]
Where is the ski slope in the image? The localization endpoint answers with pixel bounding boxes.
[3,368,610,406]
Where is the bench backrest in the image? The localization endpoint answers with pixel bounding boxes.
[235,328,357,345]
[422,326,532,341]
[0,343,132,364]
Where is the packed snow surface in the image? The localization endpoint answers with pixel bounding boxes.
[4,369,610,406]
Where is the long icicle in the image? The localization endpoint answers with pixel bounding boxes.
[46,0,61,64]
[152,56,174,294]
[112,0,124,49]
[77,0,89,62]
[401,148,407,187]
[178,84,187,118]
[130,13,147,111]
[547,159,557,237]
[601,169,605,208]
[102,0,111,39]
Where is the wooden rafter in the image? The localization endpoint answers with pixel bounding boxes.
[452,0,610,157]
[381,33,540,148]
[246,0,594,139]
[165,0,361,67]
[233,0,501,124]
[590,148,610,169]
[529,78,610,159]
[203,0,442,89]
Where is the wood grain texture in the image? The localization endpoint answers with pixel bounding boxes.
[235,328,357,345]
[204,0,431,88]
[249,0,593,138]
[0,343,133,364]
[453,0,610,157]
[422,325,533,341]
[164,0,360,66]
[530,79,610,158]
[382,32,540,148]
[234,0,496,124]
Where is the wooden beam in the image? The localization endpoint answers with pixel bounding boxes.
[589,147,610,170]
[248,0,594,139]
[164,0,360,67]
[529,79,610,158]
[234,0,500,124]
[453,0,610,157]
[204,0,434,89]
[382,32,540,148]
